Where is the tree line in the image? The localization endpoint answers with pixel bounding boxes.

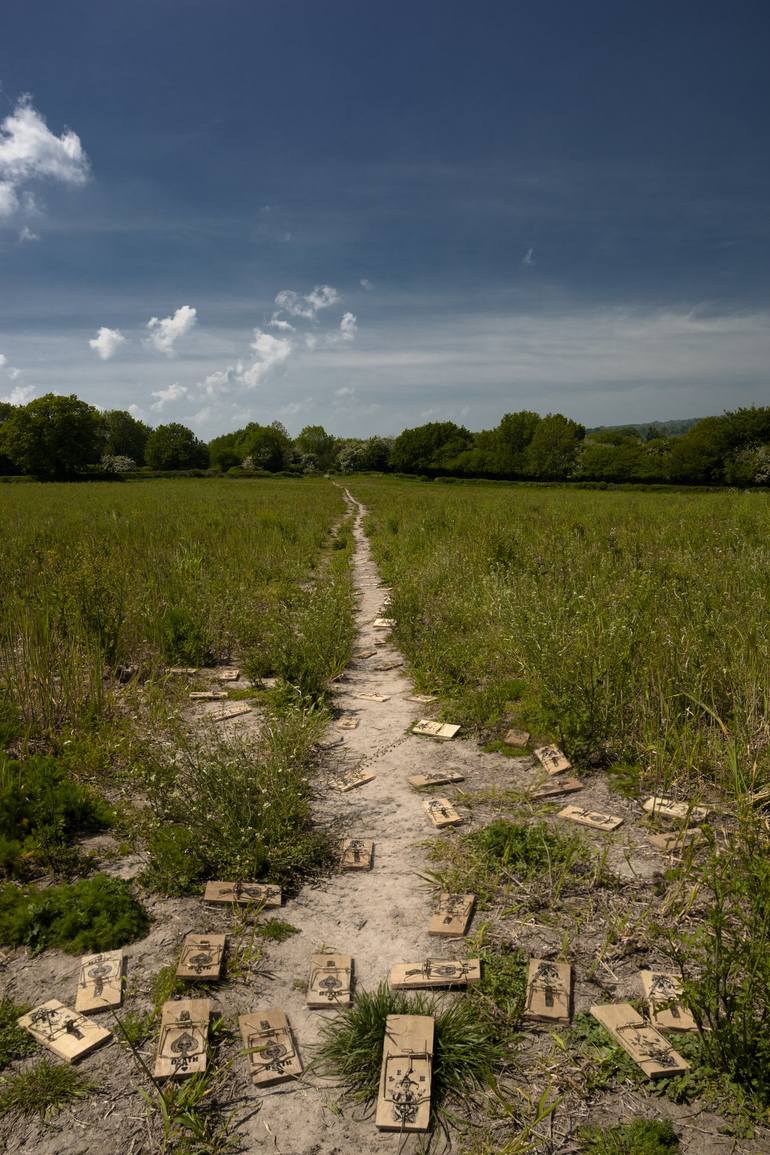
[1,393,769,486]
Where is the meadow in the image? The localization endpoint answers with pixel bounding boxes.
[351,477,770,798]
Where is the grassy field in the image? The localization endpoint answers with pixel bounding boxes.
[0,478,347,736]
[351,477,770,798]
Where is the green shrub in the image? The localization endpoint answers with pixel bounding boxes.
[0,874,149,954]
[140,713,335,896]
[0,755,112,880]
[160,605,213,666]
[0,1060,95,1118]
[0,997,36,1070]
[655,810,770,1105]
[578,1118,679,1154]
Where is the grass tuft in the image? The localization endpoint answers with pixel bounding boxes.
[0,1059,95,1118]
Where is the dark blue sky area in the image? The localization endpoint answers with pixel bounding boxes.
[0,0,768,436]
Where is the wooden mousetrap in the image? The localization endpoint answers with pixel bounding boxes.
[307,954,353,1008]
[239,1009,303,1085]
[590,1002,689,1078]
[203,881,282,908]
[373,618,396,629]
[332,768,376,792]
[642,796,709,823]
[335,714,359,730]
[209,702,252,722]
[524,959,572,1023]
[340,838,374,869]
[529,776,584,800]
[504,728,530,746]
[533,745,572,775]
[428,893,475,937]
[408,770,465,789]
[558,804,623,831]
[412,719,460,740]
[75,950,125,1014]
[176,934,226,981]
[375,1014,434,1132]
[154,999,211,1079]
[648,827,702,853]
[390,958,481,990]
[407,694,438,704]
[189,690,228,700]
[640,970,697,1031]
[422,797,462,827]
[18,1000,112,1063]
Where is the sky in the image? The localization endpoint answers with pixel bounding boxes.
[1,0,769,439]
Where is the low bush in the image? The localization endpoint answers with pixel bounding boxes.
[0,755,112,880]
[0,874,149,954]
[0,1060,95,1118]
[0,997,36,1070]
[139,711,335,895]
[578,1119,679,1154]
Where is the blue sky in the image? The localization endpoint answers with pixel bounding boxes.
[1,0,769,438]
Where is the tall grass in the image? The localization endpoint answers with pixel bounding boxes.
[351,478,770,795]
[0,479,345,735]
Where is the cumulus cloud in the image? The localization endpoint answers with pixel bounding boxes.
[151,382,189,410]
[18,225,39,243]
[7,367,21,381]
[0,354,6,369]
[360,278,373,291]
[339,312,358,341]
[146,305,197,355]
[522,247,535,266]
[88,326,126,361]
[268,313,295,332]
[274,284,340,320]
[0,96,89,220]
[0,384,35,406]
[239,330,292,387]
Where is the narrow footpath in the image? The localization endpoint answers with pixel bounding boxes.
[240,489,490,1154]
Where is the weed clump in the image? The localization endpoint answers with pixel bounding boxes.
[0,755,112,880]
[0,1060,95,1118]
[0,874,149,954]
[316,983,503,1125]
[0,997,36,1070]
[578,1118,680,1154]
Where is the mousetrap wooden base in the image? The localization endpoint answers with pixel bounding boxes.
[307,954,353,1007]
[590,1003,689,1078]
[239,1009,303,1085]
[75,950,125,1014]
[154,999,211,1078]
[209,702,252,722]
[640,970,697,1031]
[332,768,376,792]
[375,1014,434,1132]
[504,728,530,746]
[18,1000,112,1062]
[340,838,374,869]
[422,797,462,827]
[412,720,460,740]
[530,777,584,800]
[203,881,281,908]
[648,827,702,853]
[524,959,572,1023]
[176,934,226,980]
[533,745,571,775]
[642,796,709,823]
[558,804,623,831]
[389,958,481,990]
[428,893,475,936]
[409,770,464,789]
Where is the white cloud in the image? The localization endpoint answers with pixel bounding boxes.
[339,312,358,341]
[88,326,126,361]
[18,225,39,243]
[305,333,318,351]
[334,385,355,399]
[7,367,21,381]
[128,403,145,419]
[360,278,373,291]
[239,330,292,387]
[268,313,295,332]
[0,96,89,220]
[146,305,197,355]
[274,284,340,320]
[0,384,35,405]
[522,247,535,266]
[0,354,6,369]
[151,382,189,410]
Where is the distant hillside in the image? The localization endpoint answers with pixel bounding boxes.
[586,417,703,438]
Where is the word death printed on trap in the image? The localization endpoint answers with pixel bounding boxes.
[18,1000,112,1063]
[307,954,353,1008]
[390,958,481,990]
[590,1002,689,1078]
[332,768,376,792]
[75,950,124,1013]
[209,702,252,722]
[422,797,462,828]
[408,770,465,789]
[640,970,697,1032]
[524,959,572,1024]
[642,796,710,823]
[239,1009,303,1086]
[529,777,584,801]
[533,745,572,775]
[176,934,226,980]
[203,881,281,908]
[376,1014,434,1133]
[558,805,623,831]
[428,893,475,936]
[412,719,460,740]
[154,999,211,1079]
[340,838,374,869]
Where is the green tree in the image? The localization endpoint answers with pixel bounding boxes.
[389,421,474,473]
[494,410,542,473]
[145,423,209,470]
[524,413,585,479]
[295,425,337,471]
[101,409,151,464]
[208,431,242,471]
[239,421,292,472]
[0,393,103,477]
